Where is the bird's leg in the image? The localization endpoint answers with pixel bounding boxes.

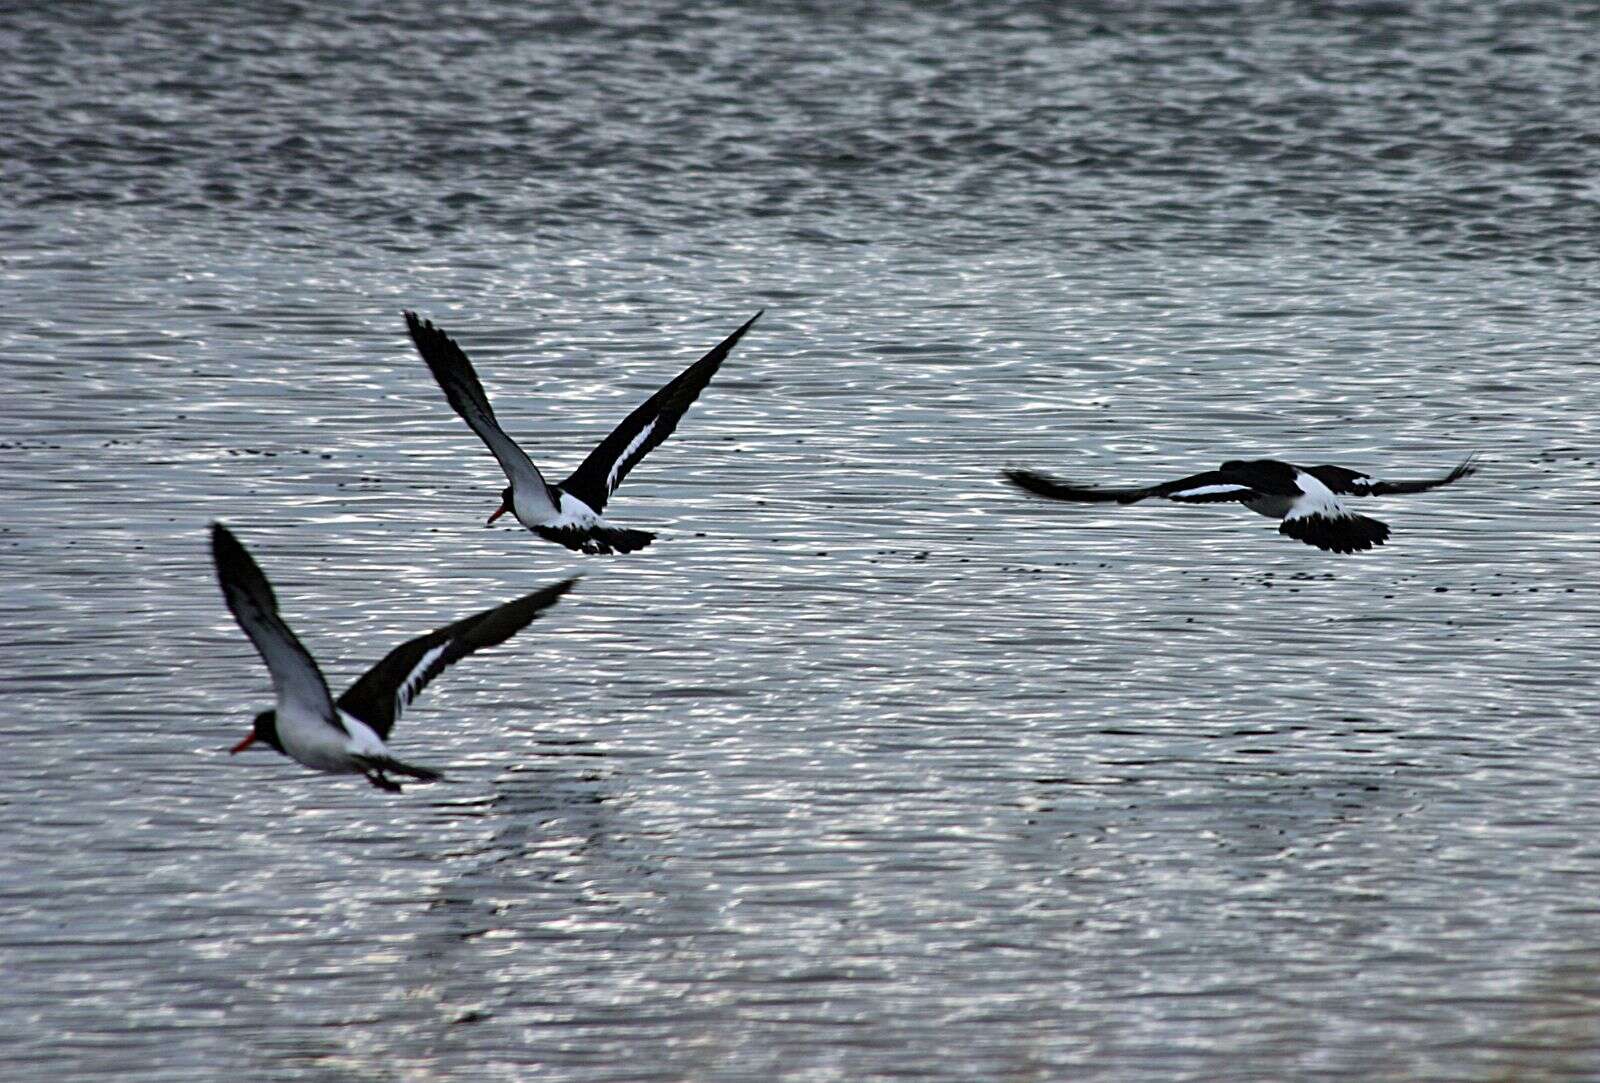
[363,769,403,793]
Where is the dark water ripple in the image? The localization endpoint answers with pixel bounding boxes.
[6,3,1600,263]
[4,3,1600,1081]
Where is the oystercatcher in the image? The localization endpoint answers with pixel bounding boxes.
[212,523,576,791]
[404,310,761,554]
[1003,454,1478,553]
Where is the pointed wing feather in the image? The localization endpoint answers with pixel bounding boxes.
[1003,468,1258,505]
[336,577,578,738]
[404,312,555,504]
[211,523,338,724]
[560,311,761,513]
[1305,453,1479,497]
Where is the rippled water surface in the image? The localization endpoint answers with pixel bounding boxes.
[3,3,1599,1080]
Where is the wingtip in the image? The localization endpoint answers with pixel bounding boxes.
[1001,467,1050,489]
[1001,467,1060,498]
[1438,451,1481,486]
[209,522,273,606]
[521,576,581,611]
[734,309,763,334]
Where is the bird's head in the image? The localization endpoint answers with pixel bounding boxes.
[487,485,514,525]
[231,709,284,755]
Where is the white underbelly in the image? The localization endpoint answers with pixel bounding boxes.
[277,706,386,772]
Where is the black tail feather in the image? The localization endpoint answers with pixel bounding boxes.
[354,755,445,792]
[535,525,655,555]
[590,526,655,554]
[1278,513,1390,553]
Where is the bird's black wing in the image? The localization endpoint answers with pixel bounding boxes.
[404,311,555,502]
[1305,453,1479,497]
[336,578,578,738]
[211,523,338,725]
[559,312,761,513]
[1003,468,1260,505]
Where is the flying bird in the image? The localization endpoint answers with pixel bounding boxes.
[1003,454,1478,553]
[404,309,761,554]
[212,522,576,791]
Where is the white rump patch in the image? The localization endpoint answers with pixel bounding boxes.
[606,419,658,494]
[549,489,603,529]
[338,711,390,758]
[1286,470,1354,521]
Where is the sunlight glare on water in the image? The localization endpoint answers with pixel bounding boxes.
[2,3,1598,1080]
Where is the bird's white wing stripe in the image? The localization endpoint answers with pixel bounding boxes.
[606,418,658,494]
[396,642,451,718]
[1170,483,1253,498]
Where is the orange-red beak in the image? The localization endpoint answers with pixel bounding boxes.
[486,495,511,524]
[230,731,258,754]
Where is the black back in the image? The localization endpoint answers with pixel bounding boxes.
[1216,459,1302,496]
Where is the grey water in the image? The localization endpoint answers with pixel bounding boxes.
[3,3,1599,1080]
